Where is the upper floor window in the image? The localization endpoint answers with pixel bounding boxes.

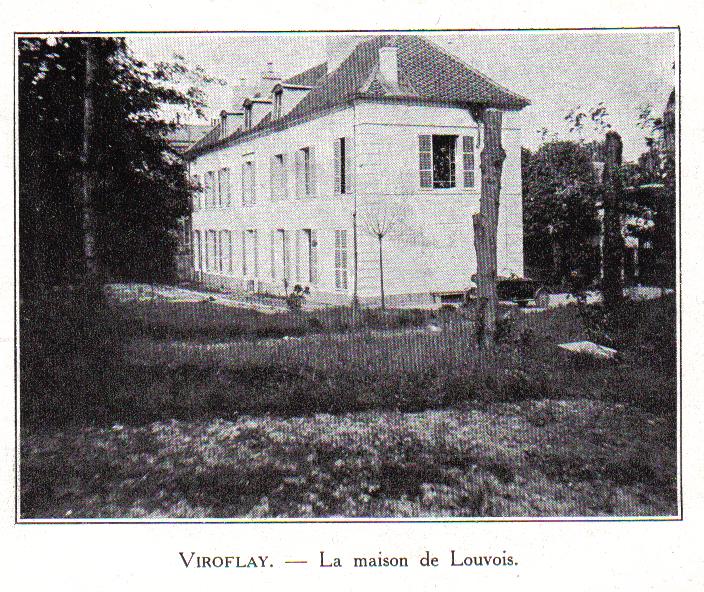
[270,154,286,200]
[419,134,476,189]
[192,174,201,210]
[296,147,316,198]
[204,171,216,207]
[334,137,353,194]
[218,168,231,207]
[242,160,256,206]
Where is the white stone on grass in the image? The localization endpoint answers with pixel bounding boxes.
[557,340,617,360]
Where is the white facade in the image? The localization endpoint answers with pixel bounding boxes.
[188,99,523,306]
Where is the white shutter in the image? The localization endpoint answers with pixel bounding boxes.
[295,150,304,198]
[270,229,276,278]
[281,154,288,199]
[419,135,432,188]
[308,146,316,197]
[241,230,247,275]
[310,230,318,284]
[270,156,277,201]
[334,139,342,194]
[344,137,353,193]
[463,136,475,188]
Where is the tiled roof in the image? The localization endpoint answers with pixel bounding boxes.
[187,35,529,158]
[284,62,328,87]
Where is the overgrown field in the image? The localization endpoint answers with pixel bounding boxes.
[19,289,678,518]
[21,402,676,518]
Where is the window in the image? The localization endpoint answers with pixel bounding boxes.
[334,230,348,290]
[204,230,210,270]
[218,168,231,207]
[273,90,282,120]
[243,229,258,276]
[244,105,252,130]
[301,229,318,284]
[272,229,291,281]
[208,230,218,272]
[193,230,201,270]
[419,135,459,189]
[334,137,353,194]
[270,154,286,200]
[296,147,315,197]
[219,230,233,273]
[242,160,256,205]
[204,172,215,207]
[192,174,201,210]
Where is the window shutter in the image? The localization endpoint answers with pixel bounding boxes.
[217,170,222,207]
[281,154,288,199]
[419,135,432,188]
[310,230,318,284]
[252,230,258,277]
[295,230,301,281]
[251,162,256,205]
[241,164,247,205]
[344,137,353,193]
[218,231,224,272]
[334,139,342,194]
[270,230,276,278]
[283,230,291,281]
[241,230,247,275]
[227,231,233,273]
[308,147,316,197]
[193,175,201,210]
[295,150,304,198]
[270,156,277,201]
[224,169,231,207]
[463,136,475,188]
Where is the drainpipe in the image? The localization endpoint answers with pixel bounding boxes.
[352,101,360,309]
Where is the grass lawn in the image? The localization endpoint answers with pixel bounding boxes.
[19,292,678,518]
[21,400,676,518]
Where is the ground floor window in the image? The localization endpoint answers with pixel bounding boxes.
[334,229,348,290]
[193,230,201,270]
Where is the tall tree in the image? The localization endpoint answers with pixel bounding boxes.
[522,141,601,286]
[18,37,210,296]
[473,108,505,350]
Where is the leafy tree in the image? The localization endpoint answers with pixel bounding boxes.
[522,141,602,286]
[18,37,211,296]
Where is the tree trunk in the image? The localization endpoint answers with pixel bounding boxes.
[379,236,385,311]
[80,39,99,286]
[602,131,624,309]
[473,108,506,349]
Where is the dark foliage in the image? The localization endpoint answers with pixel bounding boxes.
[18,37,199,293]
[522,142,602,287]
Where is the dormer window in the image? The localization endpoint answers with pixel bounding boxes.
[244,105,252,130]
[273,89,283,120]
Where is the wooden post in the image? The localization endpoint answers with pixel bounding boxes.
[80,38,99,286]
[602,131,624,309]
[473,108,506,349]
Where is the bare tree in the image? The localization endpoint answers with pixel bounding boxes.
[364,202,408,311]
[473,108,506,349]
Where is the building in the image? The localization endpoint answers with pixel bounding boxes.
[185,35,529,306]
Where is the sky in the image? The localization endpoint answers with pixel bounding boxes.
[127,30,677,162]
